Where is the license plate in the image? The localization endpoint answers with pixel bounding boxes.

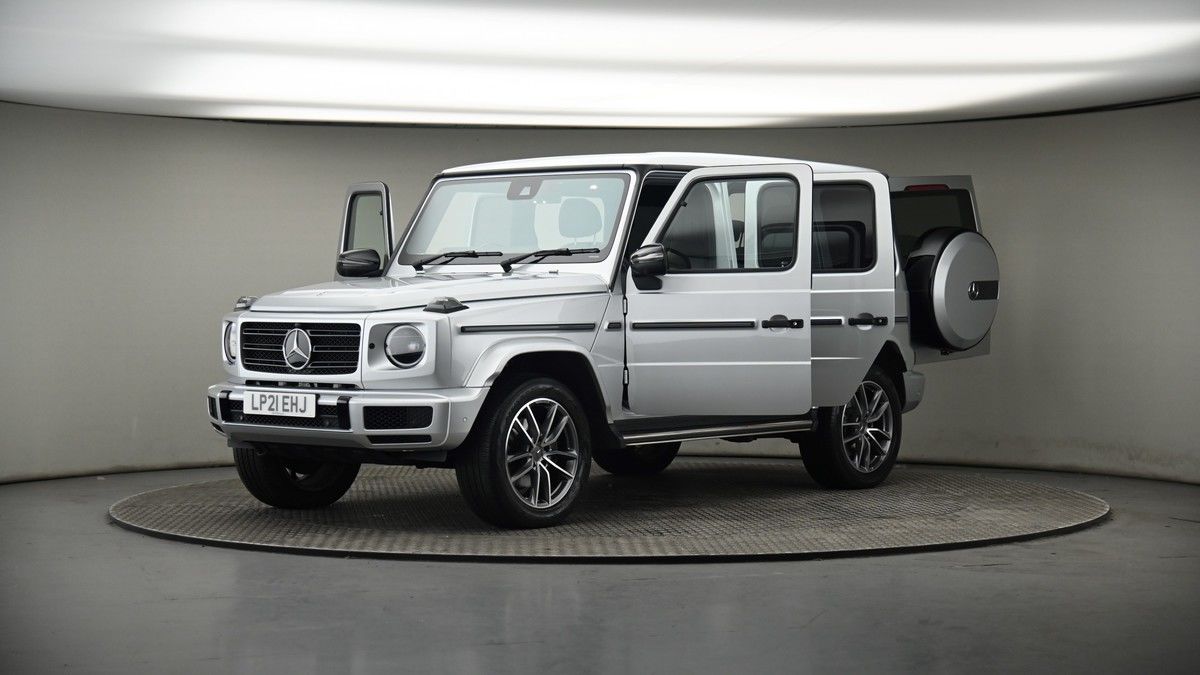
[243,391,317,418]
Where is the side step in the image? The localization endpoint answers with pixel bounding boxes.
[619,418,812,446]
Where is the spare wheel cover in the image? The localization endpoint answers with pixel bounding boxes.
[931,230,999,350]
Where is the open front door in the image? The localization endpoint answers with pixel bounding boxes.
[624,164,813,417]
[336,181,395,279]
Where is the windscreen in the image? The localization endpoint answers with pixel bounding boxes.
[397,172,631,267]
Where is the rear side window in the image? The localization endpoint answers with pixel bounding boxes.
[890,189,977,262]
[813,183,875,273]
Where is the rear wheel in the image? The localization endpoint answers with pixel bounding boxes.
[800,366,902,489]
[233,447,360,508]
[593,442,681,476]
[454,377,591,528]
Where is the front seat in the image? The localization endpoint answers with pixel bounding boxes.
[470,195,537,251]
[558,197,603,244]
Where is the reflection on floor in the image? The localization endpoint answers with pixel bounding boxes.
[1,463,1197,673]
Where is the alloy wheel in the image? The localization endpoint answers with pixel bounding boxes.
[840,381,893,473]
[505,397,581,509]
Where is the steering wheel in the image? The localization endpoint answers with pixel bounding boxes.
[662,246,692,270]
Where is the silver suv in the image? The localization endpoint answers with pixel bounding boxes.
[208,153,999,528]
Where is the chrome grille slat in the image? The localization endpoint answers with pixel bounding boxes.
[240,322,361,375]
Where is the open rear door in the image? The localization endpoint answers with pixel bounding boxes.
[336,181,395,279]
[890,175,998,363]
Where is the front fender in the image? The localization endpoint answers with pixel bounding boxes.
[464,336,598,388]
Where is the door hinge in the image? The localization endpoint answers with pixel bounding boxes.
[622,297,628,315]
[622,368,629,385]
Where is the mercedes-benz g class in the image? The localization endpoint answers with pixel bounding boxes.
[208,153,999,528]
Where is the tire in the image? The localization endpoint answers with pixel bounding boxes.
[905,228,1000,352]
[593,442,681,476]
[800,366,902,489]
[233,447,360,509]
[454,377,592,528]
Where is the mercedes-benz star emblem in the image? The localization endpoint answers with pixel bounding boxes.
[282,328,313,370]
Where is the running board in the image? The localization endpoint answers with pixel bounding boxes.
[620,419,812,446]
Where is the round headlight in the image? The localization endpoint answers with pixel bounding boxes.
[385,325,425,368]
[223,322,238,364]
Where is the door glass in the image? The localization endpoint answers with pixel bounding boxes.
[813,183,876,272]
[659,178,797,272]
[345,192,388,262]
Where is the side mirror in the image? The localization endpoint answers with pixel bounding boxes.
[629,244,666,277]
[336,248,383,277]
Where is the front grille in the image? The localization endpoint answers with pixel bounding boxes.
[240,322,361,375]
[363,406,434,429]
[223,399,349,430]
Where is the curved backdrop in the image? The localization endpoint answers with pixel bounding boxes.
[1,100,1197,484]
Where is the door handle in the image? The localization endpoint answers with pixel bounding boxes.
[848,314,889,327]
[761,315,804,329]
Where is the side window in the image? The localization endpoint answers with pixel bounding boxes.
[813,183,875,273]
[659,178,797,272]
[345,192,389,263]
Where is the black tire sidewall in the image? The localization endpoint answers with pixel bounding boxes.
[467,377,592,527]
[804,366,902,489]
[233,447,360,508]
[593,442,681,475]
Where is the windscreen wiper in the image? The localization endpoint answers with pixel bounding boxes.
[412,250,502,271]
[500,247,600,273]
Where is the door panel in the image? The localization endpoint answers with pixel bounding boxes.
[337,181,394,279]
[625,164,813,417]
[810,173,897,407]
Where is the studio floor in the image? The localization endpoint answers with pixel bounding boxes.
[1,462,1197,674]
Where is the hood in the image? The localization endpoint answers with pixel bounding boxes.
[248,270,608,313]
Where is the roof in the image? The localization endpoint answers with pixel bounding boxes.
[442,152,873,176]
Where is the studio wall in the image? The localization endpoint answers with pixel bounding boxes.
[1,99,1197,484]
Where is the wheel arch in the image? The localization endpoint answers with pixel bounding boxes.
[870,340,909,407]
[466,342,618,450]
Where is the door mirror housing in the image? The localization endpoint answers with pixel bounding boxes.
[336,248,383,277]
[629,244,667,277]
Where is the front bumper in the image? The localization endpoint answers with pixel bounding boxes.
[207,383,489,451]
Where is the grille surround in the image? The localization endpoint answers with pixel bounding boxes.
[363,406,435,430]
[240,322,361,375]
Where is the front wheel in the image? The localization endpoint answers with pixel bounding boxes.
[454,377,592,528]
[233,447,360,508]
[799,366,902,489]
